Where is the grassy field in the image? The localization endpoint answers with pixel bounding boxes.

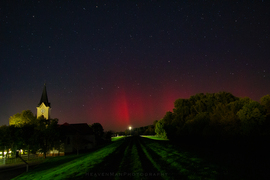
[111,136,126,141]
[140,135,168,141]
[13,139,125,180]
[11,136,267,179]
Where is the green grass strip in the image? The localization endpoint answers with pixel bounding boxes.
[112,136,126,141]
[141,135,168,141]
[13,140,125,180]
[130,144,144,180]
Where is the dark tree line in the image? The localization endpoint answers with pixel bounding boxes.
[155,92,270,147]
[89,122,113,144]
[0,110,60,159]
[0,110,110,158]
[132,125,156,135]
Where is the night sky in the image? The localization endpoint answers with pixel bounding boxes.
[1,1,269,131]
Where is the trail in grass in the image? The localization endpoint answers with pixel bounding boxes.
[140,137,225,179]
[114,136,145,180]
[83,137,133,180]
[115,137,133,179]
[12,136,232,180]
[135,136,170,180]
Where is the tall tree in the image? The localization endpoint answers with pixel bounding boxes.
[260,94,270,116]
[0,125,11,157]
[90,123,104,144]
[37,117,59,158]
[73,133,83,155]
[237,100,266,136]
[9,110,37,127]
[155,119,167,139]
[20,123,39,160]
[0,125,21,158]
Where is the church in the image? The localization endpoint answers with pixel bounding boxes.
[36,84,51,120]
[37,84,96,154]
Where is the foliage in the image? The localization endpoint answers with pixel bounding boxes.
[260,94,270,116]
[73,133,83,155]
[36,117,60,158]
[0,125,13,147]
[90,123,104,137]
[155,118,167,139]
[154,92,270,145]
[132,124,156,135]
[0,125,22,158]
[9,110,37,127]
[237,100,265,135]
[103,130,113,142]
[90,122,104,144]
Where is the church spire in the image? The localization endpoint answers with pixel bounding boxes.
[38,84,51,107]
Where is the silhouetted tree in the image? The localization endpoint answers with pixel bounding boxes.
[104,130,113,142]
[20,123,40,160]
[73,133,83,155]
[0,125,21,158]
[37,117,59,158]
[90,123,104,144]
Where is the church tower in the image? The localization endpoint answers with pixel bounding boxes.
[37,84,51,119]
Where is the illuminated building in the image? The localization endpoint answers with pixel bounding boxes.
[36,84,51,119]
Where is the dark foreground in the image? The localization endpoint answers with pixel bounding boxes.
[0,161,41,180]
[3,136,270,179]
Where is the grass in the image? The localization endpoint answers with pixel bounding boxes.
[11,135,263,179]
[13,139,125,180]
[111,136,126,141]
[140,137,221,179]
[140,135,168,141]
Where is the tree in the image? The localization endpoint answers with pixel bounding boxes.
[36,117,59,158]
[104,131,113,142]
[0,125,12,157]
[0,125,21,158]
[90,123,104,144]
[260,95,270,116]
[155,119,167,139]
[237,100,266,136]
[173,99,191,124]
[90,123,104,137]
[125,129,129,136]
[143,125,155,135]
[187,112,209,136]
[161,111,176,139]
[20,123,40,160]
[260,95,270,136]
[9,110,37,127]
[213,92,238,105]
[73,133,83,155]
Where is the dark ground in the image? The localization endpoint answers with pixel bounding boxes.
[0,161,41,180]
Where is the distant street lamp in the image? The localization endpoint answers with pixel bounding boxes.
[129,126,132,136]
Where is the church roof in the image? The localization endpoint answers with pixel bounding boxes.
[38,84,51,107]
